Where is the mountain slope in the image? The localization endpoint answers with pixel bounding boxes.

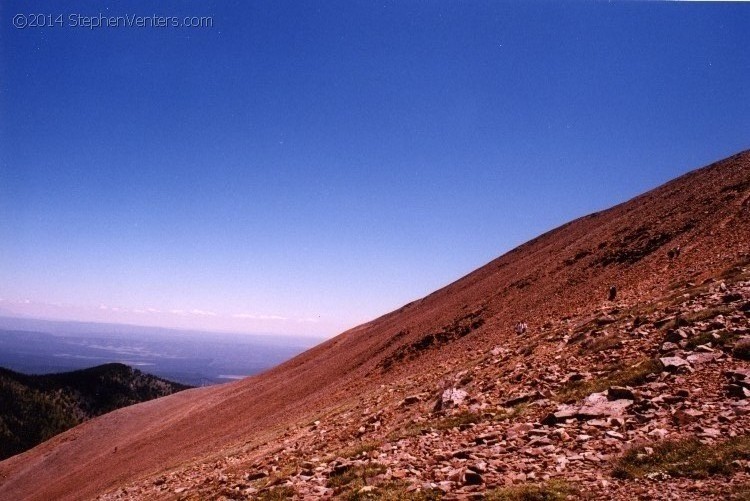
[0,363,190,461]
[0,150,748,500]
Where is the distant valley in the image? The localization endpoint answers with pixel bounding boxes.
[0,317,322,386]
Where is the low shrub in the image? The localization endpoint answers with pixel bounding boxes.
[485,480,576,501]
[556,358,661,403]
[612,436,750,479]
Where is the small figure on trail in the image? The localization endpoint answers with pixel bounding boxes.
[515,321,528,335]
[667,245,681,260]
[608,285,617,301]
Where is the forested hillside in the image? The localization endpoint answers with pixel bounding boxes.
[0,363,190,460]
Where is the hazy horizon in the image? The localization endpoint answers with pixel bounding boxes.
[0,313,327,341]
[2,1,749,337]
[0,315,320,385]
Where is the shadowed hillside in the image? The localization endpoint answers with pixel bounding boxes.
[0,150,748,500]
[0,363,190,460]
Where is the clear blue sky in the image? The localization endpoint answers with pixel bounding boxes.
[1,1,748,336]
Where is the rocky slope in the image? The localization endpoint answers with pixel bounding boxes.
[0,363,190,460]
[0,150,748,501]
[148,274,746,501]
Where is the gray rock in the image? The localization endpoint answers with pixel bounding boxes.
[661,342,679,353]
[673,408,704,425]
[659,356,691,372]
[664,329,688,343]
[468,462,487,474]
[695,344,715,353]
[577,393,633,419]
[474,432,500,445]
[331,460,356,476]
[577,400,633,419]
[502,391,544,407]
[596,314,616,326]
[654,316,676,329]
[435,388,468,411]
[506,422,535,439]
[726,368,750,386]
[709,316,727,330]
[490,346,507,356]
[687,352,719,364]
[541,407,578,426]
[698,427,721,438]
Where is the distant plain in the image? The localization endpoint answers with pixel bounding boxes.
[0,317,321,386]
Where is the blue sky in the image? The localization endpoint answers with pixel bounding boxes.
[1,1,749,336]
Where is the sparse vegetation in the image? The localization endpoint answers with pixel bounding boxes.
[380,309,486,371]
[594,225,677,267]
[667,279,691,291]
[255,486,297,500]
[556,359,662,403]
[345,481,443,500]
[388,422,429,441]
[327,463,387,491]
[563,249,593,266]
[680,305,733,326]
[612,436,750,479]
[665,289,704,308]
[493,403,529,421]
[579,334,622,354]
[340,441,382,459]
[720,261,750,281]
[434,410,481,430]
[685,329,738,350]
[389,411,485,441]
[485,480,577,501]
[730,483,750,501]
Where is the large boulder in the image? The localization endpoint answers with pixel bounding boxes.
[434,388,468,411]
[541,392,633,424]
[577,392,633,419]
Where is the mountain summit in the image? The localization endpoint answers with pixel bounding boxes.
[1,150,749,500]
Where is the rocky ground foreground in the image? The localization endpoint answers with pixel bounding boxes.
[100,265,750,500]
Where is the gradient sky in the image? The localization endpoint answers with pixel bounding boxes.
[1,1,749,337]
